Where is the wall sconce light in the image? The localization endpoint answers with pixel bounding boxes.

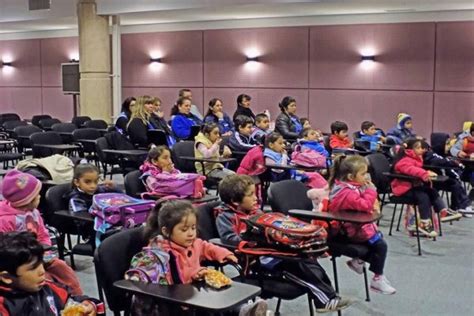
[69,58,79,63]
[150,57,162,63]
[246,56,259,62]
[361,55,375,62]
[1,61,13,67]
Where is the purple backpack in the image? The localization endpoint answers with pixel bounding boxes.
[142,173,206,199]
[89,193,155,232]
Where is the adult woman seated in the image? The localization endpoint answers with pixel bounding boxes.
[171,96,203,140]
[203,98,234,137]
[115,96,136,135]
[275,96,302,141]
[127,95,171,147]
[232,93,255,124]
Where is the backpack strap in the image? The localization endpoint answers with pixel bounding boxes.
[168,251,183,284]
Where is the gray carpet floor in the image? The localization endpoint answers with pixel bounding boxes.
[72,201,474,316]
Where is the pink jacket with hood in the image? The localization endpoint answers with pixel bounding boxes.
[391,149,430,196]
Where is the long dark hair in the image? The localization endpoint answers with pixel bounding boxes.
[205,98,223,118]
[143,199,198,241]
[146,145,170,163]
[328,155,368,188]
[121,97,136,117]
[391,138,423,170]
[171,97,192,116]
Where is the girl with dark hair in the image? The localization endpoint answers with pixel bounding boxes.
[232,93,255,123]
[115,96,136,135]
[204,98,234,136]
[275,96,302,140]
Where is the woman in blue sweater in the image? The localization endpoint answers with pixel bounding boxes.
[171,96,203,140]
[203,98,234,136]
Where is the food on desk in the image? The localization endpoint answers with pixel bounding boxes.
[204,269,232,289]
[61,301,86,316]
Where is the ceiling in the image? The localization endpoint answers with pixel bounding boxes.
[0,0,472,34]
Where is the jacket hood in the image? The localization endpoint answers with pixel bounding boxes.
[329,180,362,200]
[0,200,25,216]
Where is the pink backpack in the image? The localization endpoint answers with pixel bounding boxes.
[291,145,327,168]
[142,173,206,199]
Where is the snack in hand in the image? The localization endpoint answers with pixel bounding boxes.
[61,302,86,316]
[204,269,232,289]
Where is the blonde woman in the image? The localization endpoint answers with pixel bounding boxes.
[127,95,158,147]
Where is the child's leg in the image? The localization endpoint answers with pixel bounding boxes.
[207,168,235,180]
[361,238,388,276]
[424,186,446,213]
[45,258,83,295]
[411,187,433,220]
[446,180,471,210]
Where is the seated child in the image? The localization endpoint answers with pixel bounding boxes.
[140,145,180,177]
[0,170,83,295]
[195,123,235,180]
[229,115,257,153]
[328,155,396,295]
[358,121,386,151]
[299,128,329,158]
[387,113,417,145]
[450,121,474,159]
[251,113,271,145]
[300,117,312,129]
[0,231,101,315]
[131,199,268,315]
[329,121,353,149]
[214,174,351,313]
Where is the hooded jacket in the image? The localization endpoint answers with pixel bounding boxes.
[329,180,378,242]
[214,203,261,246]
[329,135,352,149]
[0,201,50,246]
[391,149,430,196]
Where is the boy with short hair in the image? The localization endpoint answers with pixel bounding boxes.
[229,115,257,152]
[251,113,271,144]
[0,231,102,315]
[215,174,351,313]
[329,121,353,149]
[359,121,386,151]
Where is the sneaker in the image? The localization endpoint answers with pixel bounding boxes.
[316,297,352,313]
[439,209,462,222]
[346,258,365,275]
[458,206,474,215]
[370,275,396,295]
[239,299,268,316]
[417,220,438,238]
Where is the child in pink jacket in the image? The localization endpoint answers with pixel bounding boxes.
[329,155,396,295]
[0,170,83,295]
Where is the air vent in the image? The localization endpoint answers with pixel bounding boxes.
[29,0,51,11]
[384,9,416,13]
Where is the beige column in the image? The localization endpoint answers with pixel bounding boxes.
[77,0,111,122]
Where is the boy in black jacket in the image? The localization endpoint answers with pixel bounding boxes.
[0,231,103,315]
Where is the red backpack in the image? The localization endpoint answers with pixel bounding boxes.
[238,212,328,257]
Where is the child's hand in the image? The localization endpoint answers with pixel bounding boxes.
[427,170,438,179]
[222,254,238,264]
[215,138,223,146]
[222,146,232,158]
[103,180,114,189]
[379,136,386,143]
[215,111,224,119]
[458,151,468,158]
[81,301,96,316]
[163,163,174,173]
[193,268,209,280]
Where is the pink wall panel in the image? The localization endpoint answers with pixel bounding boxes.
[0,87,42,119]
[308,90,434,139]
[310,23,435,90]
[121,31,203,87]
[435,22,474,92]
[122,87,204,119]
[0,39,41,87]
[204,27,309,88]
[40,37,79,87]
[42,87,75,121]
[203,88,309,121]
[433,92,474,134]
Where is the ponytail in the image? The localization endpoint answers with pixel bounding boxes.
[328,155,368,188]
[328,155,347,188]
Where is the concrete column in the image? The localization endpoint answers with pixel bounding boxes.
[111,15,122,120]
[77,0,112,122]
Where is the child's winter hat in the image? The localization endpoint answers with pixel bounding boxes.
[1,170,42,207]
[397,113,412,128]
[462,121,473,132]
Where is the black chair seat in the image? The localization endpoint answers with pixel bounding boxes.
[73,242,94,256]
[0,152,24,161]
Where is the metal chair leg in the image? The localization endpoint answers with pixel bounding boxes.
[275,298,282,316]
[363,266,371,302]
[66,234,76,270]
[396,204,405,231]
[389,204,397,236]
[308,295,315,316]
[414,206,422,256]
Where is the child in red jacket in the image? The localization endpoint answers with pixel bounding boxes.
[391,138,448,238]
[329,121,353,149]
[329,155,396,295]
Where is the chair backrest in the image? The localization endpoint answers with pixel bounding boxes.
[30,131,63,158]
[430,132,450,156]
[171,140,196,173]
[197,201,222,241]
[39,118,61,130]
[147,130,168,146]
[124,170,146,198]
[95,137,111,163]
[323,135,331,154]
[72,128,102,141]
[84,119,108,130]
[44,183,73,225]
[267,180,313,214]
[0,113,21,125]
[31,114,52,127]
[71,116,91,128]
[13,125,43,152]
[2,120,27,131]
[366,153,391,194]
[51,122,77,133]
[94,226,147,314]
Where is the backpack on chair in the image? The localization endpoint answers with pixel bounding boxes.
[141,173,206,199]
[291,145,327,168]
[238,212,328,257]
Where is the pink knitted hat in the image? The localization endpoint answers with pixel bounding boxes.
[1,170,42,207]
